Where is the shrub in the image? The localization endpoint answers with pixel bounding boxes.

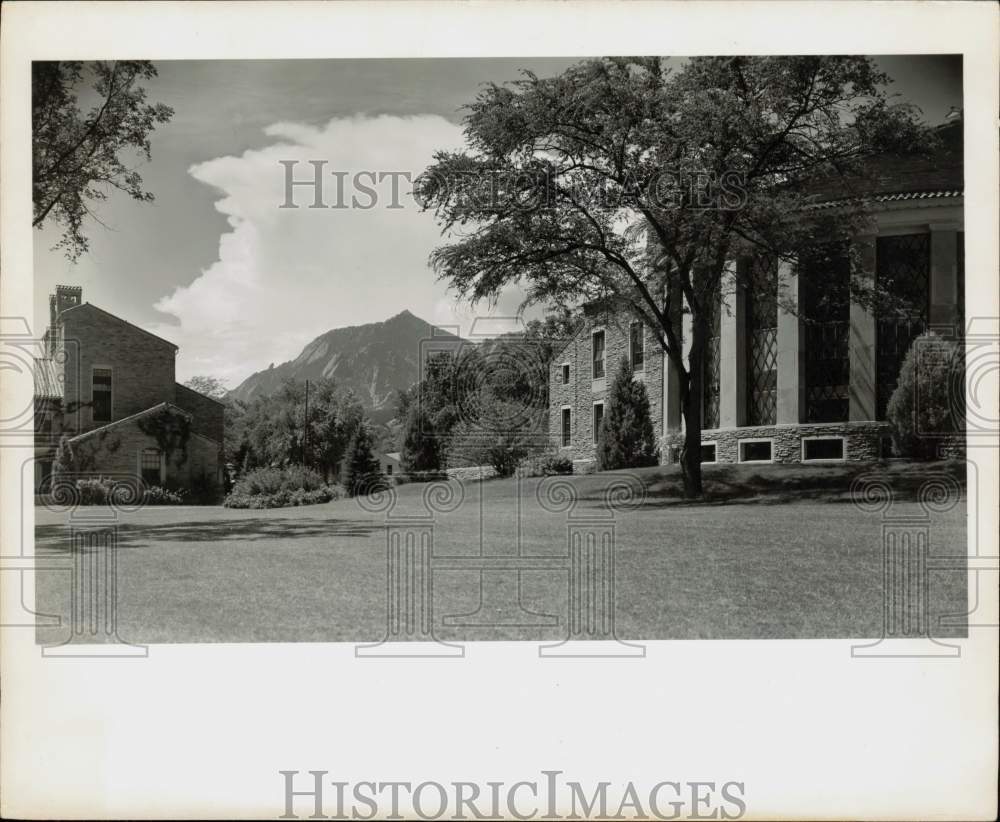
[225,464,341,507]
[596,358,660,470]
[516,453,574,477]
[223,484,342,509]
[72,478,186,505]
[886,331,965,459]
[144,485,187,505]
[76,478,109,505]
[231,465,326,497]
[542,455,574,475]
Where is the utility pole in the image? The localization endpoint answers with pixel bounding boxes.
[303,379,310,467]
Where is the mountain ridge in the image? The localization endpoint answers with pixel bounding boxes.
[227,310,460,409]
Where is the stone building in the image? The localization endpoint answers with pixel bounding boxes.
[550,120,965,466]
[33,286,225,493]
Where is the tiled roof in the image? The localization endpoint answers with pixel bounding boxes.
[804,188,963,212]
[801,120,963,208]
[33,358,62,399]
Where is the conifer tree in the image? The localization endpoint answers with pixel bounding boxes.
[341,421,382,497]
[596,358,659,470]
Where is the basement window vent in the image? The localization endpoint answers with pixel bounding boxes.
[739,440,773,463]
[803,437,845,461]
[700,444,717,463]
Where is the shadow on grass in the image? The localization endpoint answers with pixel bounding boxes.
[576,460,967,509]
[36,516,380,551]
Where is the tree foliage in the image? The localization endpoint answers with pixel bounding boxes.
[32,61,174,260]
[341,422,381,497]
[418,56,935,495]
[596,358,660,470]
[183,375,228,399]
[226,378,364,482]
[401,401,445,473]
[399,313,572,474]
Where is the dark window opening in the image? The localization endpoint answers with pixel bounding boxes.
[385,464,393,476]
[876,233,930,420]
[593,403,604,444]
[803,438,845,461]
[740,440,773,462]
[140,449,161,486]
[592,331,605,379]
[92,368,112,423]
[561,408,572,447]
[562,363,570,384]
[802,244,851,423]
[700,444,717,463]
[630,322,644,371]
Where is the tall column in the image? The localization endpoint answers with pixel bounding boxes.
[719,261,745,429]
[849,235,878,421]
[929,224,960,331]
[776,258,803,424]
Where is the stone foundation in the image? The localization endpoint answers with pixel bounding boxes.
[660,421,898,464]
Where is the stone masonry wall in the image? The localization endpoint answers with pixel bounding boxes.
[661,421,895,464]
[549,308,664,462]
[61,304,177,433]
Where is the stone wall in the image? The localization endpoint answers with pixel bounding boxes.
[61,304,177,433]
[445,465,498,482]
[660,421,895,464]
[549,307,664,462]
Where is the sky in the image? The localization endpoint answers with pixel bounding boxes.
[33,55,963,387]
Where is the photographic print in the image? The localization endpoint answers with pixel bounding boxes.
[28,53,971,647]
[2,2,997,820]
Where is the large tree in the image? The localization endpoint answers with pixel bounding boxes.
[226,378,363,482]
[418,57,933,496]
[32,61,174,260]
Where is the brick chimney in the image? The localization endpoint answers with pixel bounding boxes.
[46,284,82,355]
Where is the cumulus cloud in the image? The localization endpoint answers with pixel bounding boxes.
[151,113,508,385]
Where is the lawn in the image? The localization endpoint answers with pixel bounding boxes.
[34,461,969,645]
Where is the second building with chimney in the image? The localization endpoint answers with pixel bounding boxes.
[34,285,225,496]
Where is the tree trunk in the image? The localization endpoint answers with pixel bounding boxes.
[680,397,703,498]
[678,313,706,499]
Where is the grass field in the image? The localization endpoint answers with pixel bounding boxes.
[34,461,969,645]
